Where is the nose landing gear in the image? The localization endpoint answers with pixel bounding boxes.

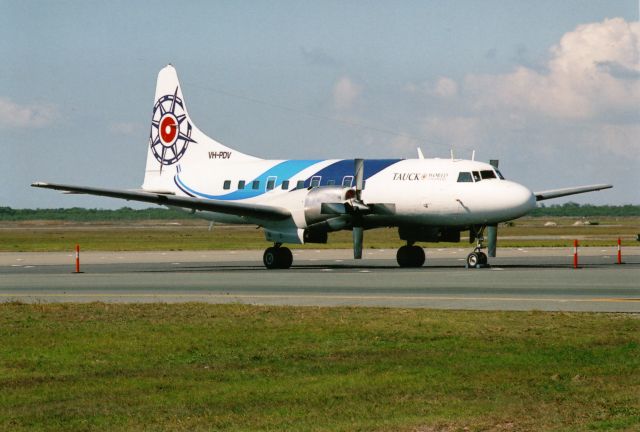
[263,243,293,269]
[467,226,489,269]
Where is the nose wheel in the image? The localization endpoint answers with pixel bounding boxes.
[467,226,490,269]
[466,250,488,267]
[263,244,293,269]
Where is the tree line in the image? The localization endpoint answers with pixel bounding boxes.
[0,203,639,221]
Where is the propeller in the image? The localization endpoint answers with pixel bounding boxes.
[487,224,497,257]
[319,158,395,259]
[487,159,499,257]
[352,158,365,259]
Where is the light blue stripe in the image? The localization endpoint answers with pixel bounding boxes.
[176,159,323,200]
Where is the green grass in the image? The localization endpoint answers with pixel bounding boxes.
[1,217,639,252]
[0,304,639,431]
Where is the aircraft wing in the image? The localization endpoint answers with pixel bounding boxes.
[31,182,291,221]
[534,184,613,201]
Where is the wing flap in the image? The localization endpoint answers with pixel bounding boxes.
[534,184,612,201]
[31,182,291,221]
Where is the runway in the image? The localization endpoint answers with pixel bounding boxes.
[1,247,639,312]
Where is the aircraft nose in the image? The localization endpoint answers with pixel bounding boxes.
[507,182,536,215]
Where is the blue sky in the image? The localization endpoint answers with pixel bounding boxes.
[1,0,638,208]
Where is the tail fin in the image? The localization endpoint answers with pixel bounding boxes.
[142,64,257,192]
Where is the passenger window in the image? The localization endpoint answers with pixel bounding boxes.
[223,180,231,190]
[296,180,305,189]
[310,177,321,188]
[342,176,353,187]
[238,180,245,190]
[480,170,497,180]
[281,180,289,190]
[252,180,260,190]
[266,179,275,190]
[472,171,481,182]
[327,179,335,186]
[457,172,473,182]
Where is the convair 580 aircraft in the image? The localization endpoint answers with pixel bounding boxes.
[33,65,612,269]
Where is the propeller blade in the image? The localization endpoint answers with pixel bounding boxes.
[487,224,497,257]
[353,226,363,259]
[354,158,364,199]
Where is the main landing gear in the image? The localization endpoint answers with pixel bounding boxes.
[263,243,293,269]
[466,226,489,268]
[396,242,425,268]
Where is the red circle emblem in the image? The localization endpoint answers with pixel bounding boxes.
[160,115,177,144]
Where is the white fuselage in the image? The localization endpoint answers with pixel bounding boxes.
[173,157,536,231]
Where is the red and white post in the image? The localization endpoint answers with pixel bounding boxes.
[75,244,80,273]
[573,239,579,269]
[617,237,622,265]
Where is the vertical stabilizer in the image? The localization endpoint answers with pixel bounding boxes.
[142,65,257,192]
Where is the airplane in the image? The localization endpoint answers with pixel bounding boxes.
[32,65,612,269]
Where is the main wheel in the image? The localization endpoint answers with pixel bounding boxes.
[277,247,293,269]
[410,245,425,267]
[397,245,425,267]
[396,245,411,267]
[466,252,480,268]
[263,247,279,269]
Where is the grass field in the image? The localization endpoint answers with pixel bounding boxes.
[1,216,639,252]
[0,304,638,431]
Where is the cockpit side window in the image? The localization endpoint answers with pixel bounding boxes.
[472,171,481,182]
[496,170,505,180]
[480,170,497,180]
[457,172,473,182]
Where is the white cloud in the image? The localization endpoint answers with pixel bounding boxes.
[433,77,458,99]
[464,18,640,120]
[404,77,458,99]
[109,121,144,136]
[332,76,362,110]
[389,134,421,156]
[0,97,58,129]
[420,116,483,151]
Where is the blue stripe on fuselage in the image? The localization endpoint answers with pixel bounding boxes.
[175,158,402,200]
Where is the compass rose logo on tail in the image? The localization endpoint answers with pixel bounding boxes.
[149,87,196,170]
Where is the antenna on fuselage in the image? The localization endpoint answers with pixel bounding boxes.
[471,150,476,161]
[450,149,454,160]
[417,147,425,159]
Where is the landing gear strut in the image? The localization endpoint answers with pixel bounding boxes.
[396,243,425,268]
[467,226,489,268]
[263,243,293,269]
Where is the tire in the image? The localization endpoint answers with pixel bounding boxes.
[263,247,279,269]
[396,245,411,267]
[466,252,479,268]
[410,245,425,267]
[478,252,488,265]
[397,245,425,267]
[277,247,293,269]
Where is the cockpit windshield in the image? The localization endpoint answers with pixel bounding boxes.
[480,170,497,180]
[458,170,503,182]
[457,172,473,182]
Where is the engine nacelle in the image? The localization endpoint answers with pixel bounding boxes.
[303,186,351,226]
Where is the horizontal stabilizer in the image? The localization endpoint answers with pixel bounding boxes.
[31,182,291,221]
[534,184,612,201]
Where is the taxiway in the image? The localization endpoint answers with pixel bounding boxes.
[1,248,638,312]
